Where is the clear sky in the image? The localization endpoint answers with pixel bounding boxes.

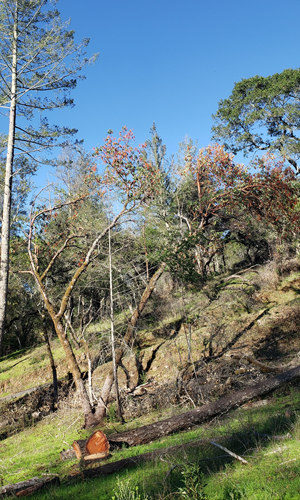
[31,0,300,185]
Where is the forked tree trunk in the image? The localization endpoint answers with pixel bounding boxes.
[52,315,98,428]
[28,206,137,429]
[93,263,166,424]
[33,276,97,428]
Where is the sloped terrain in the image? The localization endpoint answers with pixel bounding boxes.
[91,260,300,419]
[1,258,300,498]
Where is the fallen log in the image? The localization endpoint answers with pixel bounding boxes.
[65,428,292,481]
[96,365,299,447]
[105,364,300,447]
[0,476,59,499]
[61,364,300,457]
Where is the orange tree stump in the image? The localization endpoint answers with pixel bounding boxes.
[73,431,110,459]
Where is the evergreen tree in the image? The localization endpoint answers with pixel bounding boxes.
[211,69,300,173]
[0,0,97,354]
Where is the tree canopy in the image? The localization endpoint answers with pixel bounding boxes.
[211,68,300,173]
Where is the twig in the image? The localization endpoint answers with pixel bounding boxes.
[211,441,248,464]
[55,415,81,437]
[183,387,196,408]
[264,446,287,455]
[160,457,183,482]
[279,458,296,465]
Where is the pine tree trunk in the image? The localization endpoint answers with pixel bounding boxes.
[0,6,18,355]
[94,263,166,423]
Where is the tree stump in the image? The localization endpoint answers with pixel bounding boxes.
[72,439,87,459]
[86,430,110,455]
[73,430,110,459]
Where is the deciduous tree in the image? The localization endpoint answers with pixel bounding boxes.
[25,128,162,428]
[165,144,299,282]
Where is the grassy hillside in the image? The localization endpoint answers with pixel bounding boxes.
[1,258,300,498]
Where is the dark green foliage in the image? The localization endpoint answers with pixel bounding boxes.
[212,68,300,173]
[221,484,246,500]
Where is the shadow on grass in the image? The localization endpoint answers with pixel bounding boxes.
[28,397,298,500]
[0,356,30,373]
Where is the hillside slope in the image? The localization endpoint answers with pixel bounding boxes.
[1,258,300,498]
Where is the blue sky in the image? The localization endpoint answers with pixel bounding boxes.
[30,0,300,185]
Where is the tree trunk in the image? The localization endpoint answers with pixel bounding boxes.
[0,6,18,356]
[108,223,124,422]
[93,364,300,447]
[52,316,98,428]
[93,263,166,423]
[30,268,97,428]
[0,476,59,499]
[43,323,58,406]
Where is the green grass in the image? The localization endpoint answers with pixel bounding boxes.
[0,340,68,396]
[2,264,300,498]
[0,386,300,499]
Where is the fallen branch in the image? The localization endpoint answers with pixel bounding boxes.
[211,441,248,464]
[264,446,288,456]
[238,355,291,374]
[252,430,292,441]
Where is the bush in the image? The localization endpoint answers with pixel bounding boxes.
[177,463,208,500]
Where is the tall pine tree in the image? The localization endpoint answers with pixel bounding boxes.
[0,0,97,354]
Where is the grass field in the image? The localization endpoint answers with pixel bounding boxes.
[1,384,299,499]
